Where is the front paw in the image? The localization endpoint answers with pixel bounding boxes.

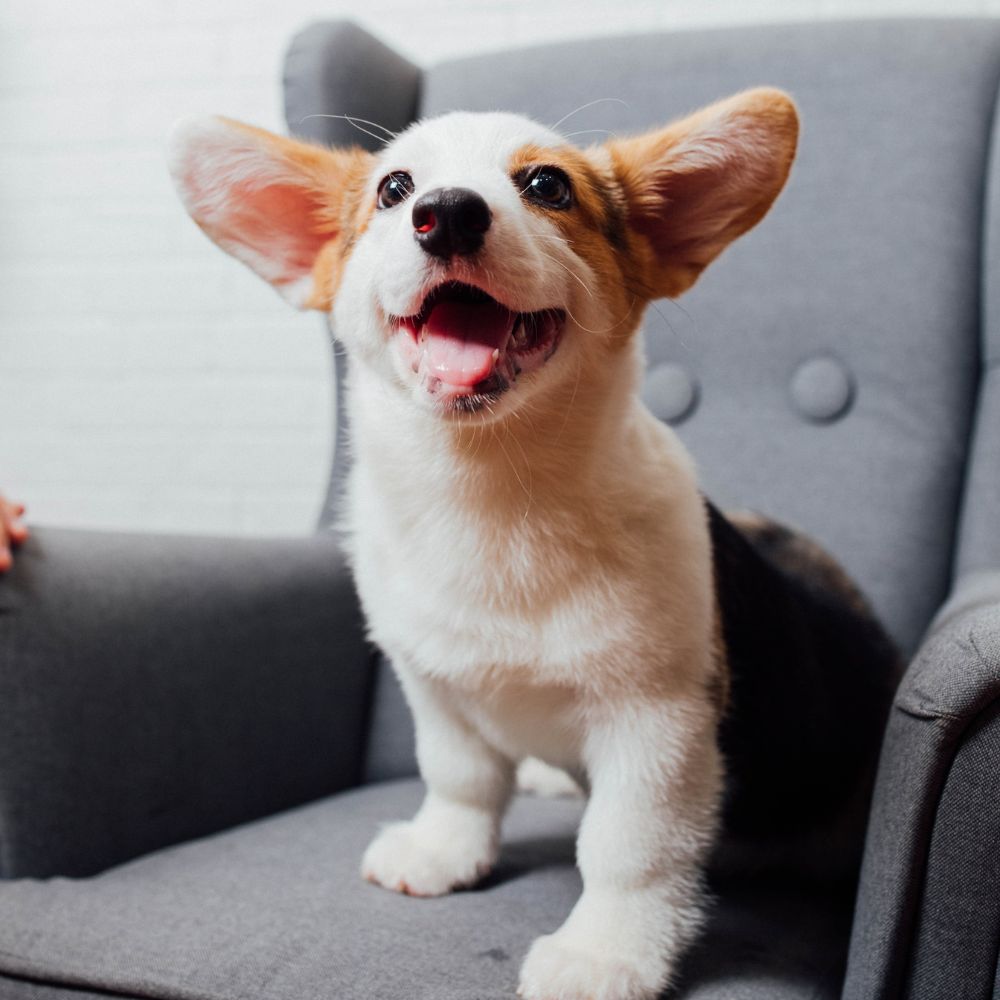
[360,819,495,897]
[518,931,664,1000]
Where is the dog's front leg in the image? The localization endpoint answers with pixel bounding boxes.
[518,697,722,1000]
[361,667,514,897]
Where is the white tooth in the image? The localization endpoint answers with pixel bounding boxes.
[492,348,500,361]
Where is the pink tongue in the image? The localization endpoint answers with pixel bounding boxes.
[422,299,514,388]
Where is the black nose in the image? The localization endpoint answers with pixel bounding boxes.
[412,187,492,259]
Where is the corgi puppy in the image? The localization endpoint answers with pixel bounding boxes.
[168,92,899,1000]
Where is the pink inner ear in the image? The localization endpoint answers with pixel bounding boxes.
[219,181,331,285]
[637,115,792,274]
[640,165,733,264]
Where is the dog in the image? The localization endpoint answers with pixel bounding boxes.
[168,91,900,1000]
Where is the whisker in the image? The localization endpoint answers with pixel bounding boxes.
[472,420,487,460]
[491,423,533,513]
[550,97,630,133]
[535,249,594,300]
[534,233,574,247]
[298,113,396,146]
[561,300,607,334]
[562,293,639,336]
[561,128,616,141]
[300,113,397,136]
[552,350,583,448]
[664,295,699,332]
[652,299,694,355]
[624,285,696,356]
[503,420,534,519]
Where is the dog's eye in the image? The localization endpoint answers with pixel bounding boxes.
[519,167,573,210]
[377,172,415,210]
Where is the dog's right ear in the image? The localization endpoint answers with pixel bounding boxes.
[606,88,798,299]
[167,117,373,310]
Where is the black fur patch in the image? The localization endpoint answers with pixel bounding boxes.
[706,500,902,877]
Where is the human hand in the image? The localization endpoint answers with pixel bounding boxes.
[0,495,28,572]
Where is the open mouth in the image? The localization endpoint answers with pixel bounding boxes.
[393,282,565,407]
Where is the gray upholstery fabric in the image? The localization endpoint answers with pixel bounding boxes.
[0,984,137,1000]
[843,571,1000,1000]
[362,654,417,782]
[418,18,1000,659]
[904,702,1000,1000]
[283,20,420,151]
[0,779,851,1000]
[956,370,1000,578]
[0,527,372,879]
[957,68,1000,577]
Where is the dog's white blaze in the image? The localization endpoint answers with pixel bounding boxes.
[334,112,599,383]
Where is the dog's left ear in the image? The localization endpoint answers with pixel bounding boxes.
[168,117,374,310]
[606,88,798,298]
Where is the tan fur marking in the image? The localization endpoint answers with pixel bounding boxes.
[508,143,642,347]
[603,88,798,299]
[222,120,375,312]
[305,154,375,310]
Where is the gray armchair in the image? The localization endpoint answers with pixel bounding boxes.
[1,18,998,1000]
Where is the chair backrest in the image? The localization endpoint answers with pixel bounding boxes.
[418,18,1000,655]
[285,18,1000,779]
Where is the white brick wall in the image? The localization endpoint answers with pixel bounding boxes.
[0,0,991,537]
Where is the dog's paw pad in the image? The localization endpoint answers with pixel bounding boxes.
[360,820,492,898]
[518,932,660,1000]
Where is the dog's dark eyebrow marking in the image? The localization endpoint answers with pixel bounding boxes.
[596,178,628,250]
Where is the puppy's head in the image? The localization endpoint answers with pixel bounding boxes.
[169,92,797,422]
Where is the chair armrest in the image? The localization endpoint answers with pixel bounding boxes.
[843,571,1000,1000]
[0,526,372,879]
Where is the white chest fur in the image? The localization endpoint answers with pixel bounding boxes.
[343,363,716,734]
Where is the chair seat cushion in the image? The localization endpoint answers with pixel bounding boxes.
[0,779,850,999]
